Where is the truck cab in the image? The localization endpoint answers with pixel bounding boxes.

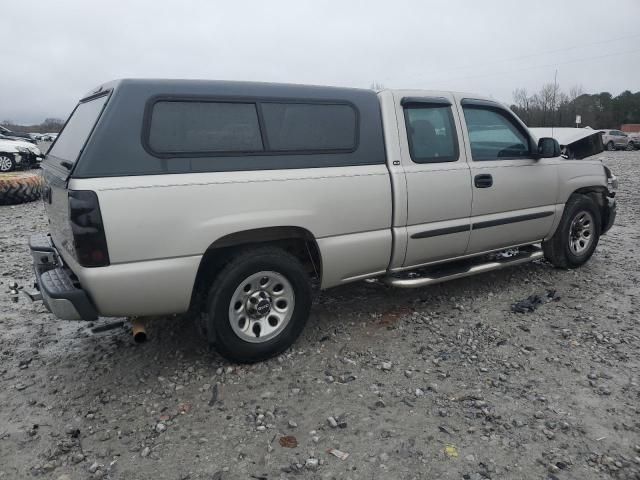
[382,90,578,271]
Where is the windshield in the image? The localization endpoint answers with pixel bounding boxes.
[48,93,109,166]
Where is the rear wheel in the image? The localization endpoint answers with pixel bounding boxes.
[0,154,16,172]
[543,194,601,268]
[206,247,311,363]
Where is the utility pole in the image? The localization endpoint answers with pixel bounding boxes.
[551,69,558,137]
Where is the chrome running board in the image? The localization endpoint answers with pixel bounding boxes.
[382,246,544,289]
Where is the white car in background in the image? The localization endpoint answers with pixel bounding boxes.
[0,139,29,172]
[0,136,43,170]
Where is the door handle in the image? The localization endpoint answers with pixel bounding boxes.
[474,174,493,188]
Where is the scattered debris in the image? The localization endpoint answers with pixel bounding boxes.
[511,290,560,313]
[279,435,298,448]
[327,448,350,460]
[444,444,459,458]
[208,383,220,406]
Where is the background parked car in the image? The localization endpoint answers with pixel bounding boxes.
[0,139,30,172]
[0,125,36,143]
[627,131,640,149]
[600,129,636,150]
[0,135,43,169]
[41,133,58,141]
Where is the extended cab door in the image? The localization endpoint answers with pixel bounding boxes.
[393,92,472,268]
[457,97,558,254]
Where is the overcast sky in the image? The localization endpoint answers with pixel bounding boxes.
[2,0,639,124]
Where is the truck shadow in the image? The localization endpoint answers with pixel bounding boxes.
[29,257,597,403]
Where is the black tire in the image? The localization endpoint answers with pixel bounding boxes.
[206,247,312,363]
[606,141,615,151]
[0,172,44,205]
[542,194,601,269]
[626,141,635,151]
[0,153,16,173]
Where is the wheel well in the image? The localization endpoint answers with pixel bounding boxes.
[188,227,322,314]
[571,186,606,204]
[569,187,609,229]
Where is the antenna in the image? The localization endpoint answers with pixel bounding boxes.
[551,69,558,138]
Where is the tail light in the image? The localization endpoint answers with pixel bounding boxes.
[68,190,110,267]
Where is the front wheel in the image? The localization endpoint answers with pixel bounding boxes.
[206,247,312,363]
[626,141,635,151]
[543,194,601,269]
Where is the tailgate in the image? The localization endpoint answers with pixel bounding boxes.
[42,93,110,258]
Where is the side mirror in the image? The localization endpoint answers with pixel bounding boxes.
[536,137,560,158]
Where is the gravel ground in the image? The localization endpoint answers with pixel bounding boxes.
[1,152,639,480]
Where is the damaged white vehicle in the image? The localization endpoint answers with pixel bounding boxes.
[0,136,43,171]
[0,139,30,172]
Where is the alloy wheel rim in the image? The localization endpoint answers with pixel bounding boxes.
[0,156,12,171]
[228,271,295,343]
[568,210,594,255]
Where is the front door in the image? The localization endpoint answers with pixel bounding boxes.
[395,92,472,268]
[457,98,558,254]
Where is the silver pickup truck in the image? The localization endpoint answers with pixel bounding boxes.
[30,79,617,362]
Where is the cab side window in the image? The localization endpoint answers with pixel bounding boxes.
[404,105,459,163]
[462,106,531,161]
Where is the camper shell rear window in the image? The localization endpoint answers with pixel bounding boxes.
[47,92,110,167]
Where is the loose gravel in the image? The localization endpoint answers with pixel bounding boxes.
[1,152,639,480]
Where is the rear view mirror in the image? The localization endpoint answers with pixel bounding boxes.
[537,137,560,158]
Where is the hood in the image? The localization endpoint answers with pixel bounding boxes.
[529,127,604,159]
[0,140,22,153]
[529,127,601,146]
[1,138,41,154]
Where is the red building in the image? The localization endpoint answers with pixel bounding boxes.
[621,124,640,133]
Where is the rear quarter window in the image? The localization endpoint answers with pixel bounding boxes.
[403,105,459,163]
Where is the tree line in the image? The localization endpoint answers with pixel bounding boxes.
[1,118,65,134]
[510,84,640,129]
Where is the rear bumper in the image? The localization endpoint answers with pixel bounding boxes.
[29,234,98,320]
[601,195,616,235]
